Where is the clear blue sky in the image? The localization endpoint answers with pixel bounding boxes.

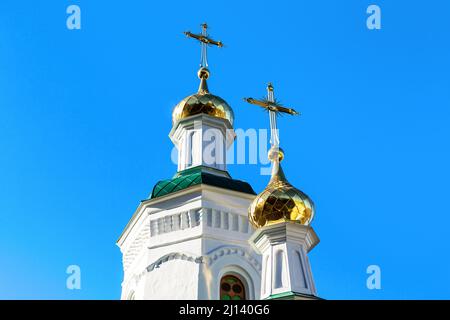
[0,0,449,299]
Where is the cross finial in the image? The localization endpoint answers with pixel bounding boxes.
[184,23,224,68]
[243,83,300,148]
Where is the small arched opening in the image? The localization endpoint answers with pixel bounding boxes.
[220,274,246,300]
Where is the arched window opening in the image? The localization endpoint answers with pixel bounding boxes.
[186,130,195,168]
[262,255,269,295]
[296,250,308,289]
[220,275,246,300]
[210,135,216,165]
[274,250,286,288]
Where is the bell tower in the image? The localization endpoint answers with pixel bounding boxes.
[170,67,235,175]
[246,84,320,300]
[117,24,261,300]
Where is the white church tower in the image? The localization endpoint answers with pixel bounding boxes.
[245,84,320,300]
[117,24,262,300]
[117,25,321,301]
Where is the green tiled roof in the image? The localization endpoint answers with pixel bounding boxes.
[150,166,255,199]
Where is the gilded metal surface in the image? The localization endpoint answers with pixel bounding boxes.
[176,24,231,124]
[183,23,224,48]
[184,23,223,69]
[243,97,300,116]
[248,163,314,228]
[197,67,210,94]
[172,91,234,125]
[172,66,233,125]
[248,150,315,228]
[268,146,284,162]
[245,84,313,228]
[197,67,210,80]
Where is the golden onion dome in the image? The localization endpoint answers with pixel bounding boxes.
[172,67,234,125]
[249,147,315,228]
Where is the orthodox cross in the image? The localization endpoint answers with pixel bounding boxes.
[244,83,299,148]
[184,23,224,68]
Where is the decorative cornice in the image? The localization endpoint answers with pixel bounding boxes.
[249,222,320,254]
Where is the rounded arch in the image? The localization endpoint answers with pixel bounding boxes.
[146,252,202,272]
[216,264,257,300]
[200,246,261,300]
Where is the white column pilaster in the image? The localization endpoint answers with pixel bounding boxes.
[169,114,235,175]
[249,222,320,300]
